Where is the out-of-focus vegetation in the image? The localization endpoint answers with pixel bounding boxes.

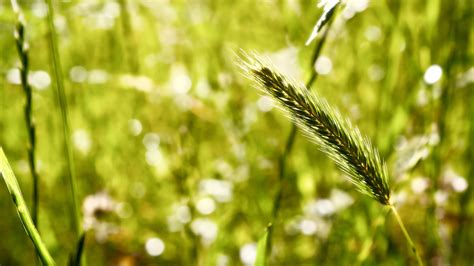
[0,0,473,265]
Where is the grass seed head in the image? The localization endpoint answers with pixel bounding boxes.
[241,54,391,205]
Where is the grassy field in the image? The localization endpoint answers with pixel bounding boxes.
[0,0,473,265]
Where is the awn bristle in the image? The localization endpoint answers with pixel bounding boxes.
[242,55,391,205]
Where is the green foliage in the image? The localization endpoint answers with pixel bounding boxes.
[0,0,472,265]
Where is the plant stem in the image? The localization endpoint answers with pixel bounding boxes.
[268,13,337,260]
[0,148,55,266]
[11,0,40,228]
[389,205,423,266]
[271,9,335,222]
[44,0,81,237]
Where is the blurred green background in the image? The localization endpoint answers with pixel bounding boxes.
[0,0,473,265]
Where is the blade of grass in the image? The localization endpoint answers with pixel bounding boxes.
[68,233,86,266]
[44,0,81,237]
[0,147,55,266]
[255,224,272,266]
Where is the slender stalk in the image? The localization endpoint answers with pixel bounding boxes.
[44,0,81,237]
[11,0,40,227]
[266,19,336,263]
[0,148,55,266]
[271,5,337,224]
[389,205,423,266]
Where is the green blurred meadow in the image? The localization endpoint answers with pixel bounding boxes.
[0,0,473,265]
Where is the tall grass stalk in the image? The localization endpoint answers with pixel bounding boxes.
[272,7,337,222]
[243,57,423,265]
[268,11,337,262]
[11,0,40,227]
[44,0,81,237]
[0,148,55,266]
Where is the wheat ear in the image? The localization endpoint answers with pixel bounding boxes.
[242,55,390,205]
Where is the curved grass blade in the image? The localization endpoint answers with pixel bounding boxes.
[68,233,86,266]
[305,0,340,45]
[0,148,55,266]
[255,224,272,266]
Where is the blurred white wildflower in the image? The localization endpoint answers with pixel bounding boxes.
[257,95,274,112]
[145,148,168,174]
[70,66,88,83]
[216,254,230,266]
[314,55,333,75]
[82,191,118,241]
[196,197,216,215]
[293,216,332,238]
[199,178,233,202]
[73,129,92,155]
[88,69,109,84]
[120,74,154,92]
[410,177,430,194]
[443,168,468,193]
[190,218,218,245]
[239,243,257,266]
[266,46,301,79]
[424,64,443,85]
[170,65,192,94]
[394,126,439,177]
[329,189,354,210]
[128,119,143,136]
[143,133,160,149]
[145,237,165,257]
[175,204,192,224]
[167,203,192,232]
[391,190,408,205]
[305,198,336,217]
[54,15,67,33]
[342,0,369,20]
[365,25,382,42]
[6,68,21,85]
[32,2,48,18]
[434,190,448,205]
[29,71,51,90]
[195,78,211,98]
[300,219,318,235]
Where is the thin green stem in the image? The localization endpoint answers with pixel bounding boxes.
[44,0,81,237]
[268,12,337,262]
[11,0,40,229]
[0,148,55,266]
[271,8,336,222]
[390,205,423,266]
